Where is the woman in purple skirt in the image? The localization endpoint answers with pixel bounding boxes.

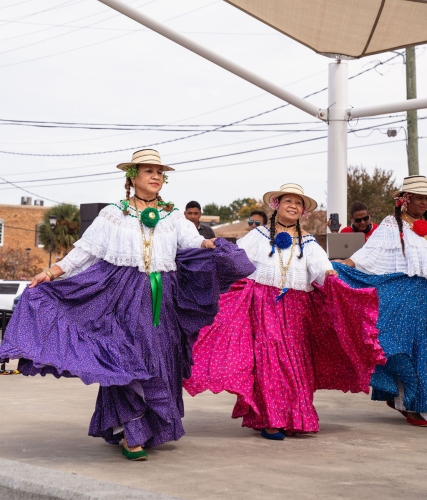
[0,149,254,461]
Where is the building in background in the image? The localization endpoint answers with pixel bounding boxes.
[0,198,55,271]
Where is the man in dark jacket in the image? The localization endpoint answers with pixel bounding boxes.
[184,201,215,239]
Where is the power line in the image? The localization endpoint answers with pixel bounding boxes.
[1,117,421,186]
[0,1,220,69]
[0,137,419,191]
[0,0,82,28]
[0,176,61,203]
[0,0,160,57]
[0,0,36,11]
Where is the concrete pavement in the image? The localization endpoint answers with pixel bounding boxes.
[1,365,426,499]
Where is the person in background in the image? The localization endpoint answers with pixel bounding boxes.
[327,202,378,241]
[184,201,216,239]
[247,210,268,230]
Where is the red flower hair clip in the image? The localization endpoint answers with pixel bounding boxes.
[394,192,412,209]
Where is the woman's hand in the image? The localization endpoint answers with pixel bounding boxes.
[325,269,338,278]
[201,238,216,249]
[29,271,51,288]
[29,265,64,288]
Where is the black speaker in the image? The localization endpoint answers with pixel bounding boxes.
[79,203,109,237]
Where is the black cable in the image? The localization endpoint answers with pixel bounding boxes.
[1,116,420,186]
[0,137,417,190]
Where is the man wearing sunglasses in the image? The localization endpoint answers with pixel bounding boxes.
[247,210,268,230]
[330,202,378,241]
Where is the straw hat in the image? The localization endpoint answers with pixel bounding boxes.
[263,183,317,212]
[392,175,427,198]
[116,149,175,172]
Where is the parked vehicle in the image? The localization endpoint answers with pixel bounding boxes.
[0,281,30,311]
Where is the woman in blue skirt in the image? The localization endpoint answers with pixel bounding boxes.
[335,175,427,427]
[0,149,254,460]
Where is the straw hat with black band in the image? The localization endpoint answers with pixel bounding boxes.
[392,175,427,199]
[117,149,175,172]
[263,183,317,212]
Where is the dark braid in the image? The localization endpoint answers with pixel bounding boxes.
[123,177,132,215]
[156,194,174,212]
[395,204,405,256]
[269,210,278,257]
[296,219,303,259]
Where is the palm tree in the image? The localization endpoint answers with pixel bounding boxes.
[38,204,80,258]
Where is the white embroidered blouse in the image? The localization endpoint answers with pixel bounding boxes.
[56,202,205,277]
[351,215,427,277]
[237,226,333,292]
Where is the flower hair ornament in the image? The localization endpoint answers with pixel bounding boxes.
[395,192,412,210]
[269,197,280,211]
[125,165,139,181]
[301,207,309,219]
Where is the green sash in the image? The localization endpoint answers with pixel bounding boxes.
[149,272,162,327]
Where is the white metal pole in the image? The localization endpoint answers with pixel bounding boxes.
[98,0,322,119]
[349,97,427,119]
[327,62,348,230]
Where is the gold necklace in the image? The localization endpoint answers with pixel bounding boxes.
[134,198,155,274]
[277,228,297,289]
[403,212,422,230]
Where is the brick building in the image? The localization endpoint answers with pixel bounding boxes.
[0,198,56,271]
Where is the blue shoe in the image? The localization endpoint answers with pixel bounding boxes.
[261,429,285,440]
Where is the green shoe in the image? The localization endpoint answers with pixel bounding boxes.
[122,446,148,461]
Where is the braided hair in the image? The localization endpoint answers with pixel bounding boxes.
[296,218,304,259]
[269,210,278,257]
[156,194,174,212]
[394,203,405,256]
[123,177,133,215]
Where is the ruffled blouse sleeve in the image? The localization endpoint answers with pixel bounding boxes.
[351,216,407,275]
[306,240,333,285]
[172,211,205,249]
[55,205,121,277]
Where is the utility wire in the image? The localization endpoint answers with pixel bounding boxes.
[0,175,62,203]
[1,117,422,186]
[0,137,419,191]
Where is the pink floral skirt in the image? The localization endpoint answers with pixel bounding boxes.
[184,277,385,433]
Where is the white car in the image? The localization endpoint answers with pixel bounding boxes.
[0,281,30,311]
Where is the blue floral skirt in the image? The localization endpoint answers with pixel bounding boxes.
[333,263,427,412]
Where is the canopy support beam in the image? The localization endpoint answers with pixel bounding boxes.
[349,97,427,119]
[98,0,323,119]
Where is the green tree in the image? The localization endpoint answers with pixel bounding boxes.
[203,203,233,223]
[38,204,80,257]
[203,198,264,223]
[347,165,400,225]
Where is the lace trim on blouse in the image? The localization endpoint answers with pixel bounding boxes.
[237,227,332,291]
[56,203,203,277]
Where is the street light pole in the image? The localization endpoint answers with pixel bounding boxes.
[48,215,57,268]
[25,248,31,275]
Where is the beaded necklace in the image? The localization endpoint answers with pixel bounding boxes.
[276,228,297,289]
[134,198,155,274]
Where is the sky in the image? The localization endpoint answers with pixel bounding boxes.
[0,0,426,213]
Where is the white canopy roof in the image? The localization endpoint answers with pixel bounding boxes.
[225,0,427,58]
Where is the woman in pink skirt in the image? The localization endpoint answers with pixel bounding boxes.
[184,183,385,440]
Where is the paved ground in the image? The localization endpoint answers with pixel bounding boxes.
[1,362,426,499]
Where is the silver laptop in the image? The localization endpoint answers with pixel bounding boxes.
[327,233,365,260]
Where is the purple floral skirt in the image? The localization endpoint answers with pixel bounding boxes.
[0,239,254,447]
